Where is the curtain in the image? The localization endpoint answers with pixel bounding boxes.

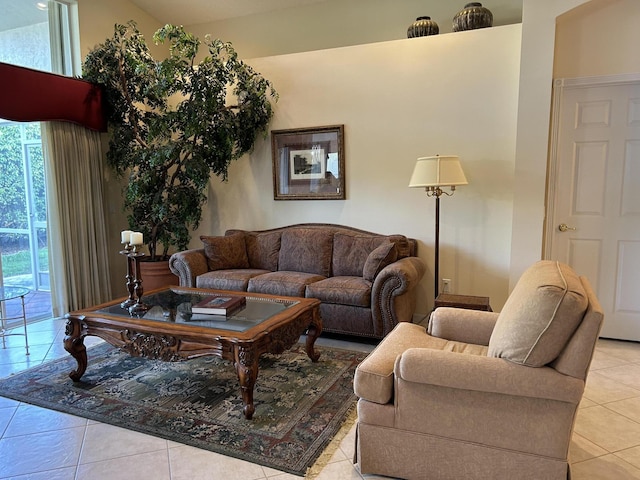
[43,121,112,314]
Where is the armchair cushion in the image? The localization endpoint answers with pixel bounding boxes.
[363,241,398,282]
[354,322,488,405]
[488,260,588,367]
[200,233,249,271]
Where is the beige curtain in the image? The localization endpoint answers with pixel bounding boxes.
[43,121,112,314]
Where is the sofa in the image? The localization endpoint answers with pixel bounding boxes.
[353,260,604,479]
[169,223,426,339]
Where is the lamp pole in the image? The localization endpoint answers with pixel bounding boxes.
[434,194,440,300]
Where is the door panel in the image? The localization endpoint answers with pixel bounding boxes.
[550,80,640,340]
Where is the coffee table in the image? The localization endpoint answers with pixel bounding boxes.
[63,287,322,419]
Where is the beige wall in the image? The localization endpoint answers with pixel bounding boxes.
[555,0,640,78]
[194,25,522,314]
[78,0,161,58]
[78,1,162,297]
[509,0,638,289]
[187,0,522,58]
[78,0,639,314]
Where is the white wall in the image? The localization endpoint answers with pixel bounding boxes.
[193,25,522,314]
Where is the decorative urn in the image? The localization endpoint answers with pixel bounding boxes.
[407,16,439,38]
[452,2,493,32]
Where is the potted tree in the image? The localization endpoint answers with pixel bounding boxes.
[82,21,277,287]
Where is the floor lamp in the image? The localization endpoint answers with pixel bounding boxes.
[409,155,468,300]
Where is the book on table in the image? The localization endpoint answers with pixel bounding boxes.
[192,294,247,316]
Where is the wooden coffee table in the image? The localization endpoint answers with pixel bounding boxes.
[63,287,322,419]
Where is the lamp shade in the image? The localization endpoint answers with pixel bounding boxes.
[409,155,468,188]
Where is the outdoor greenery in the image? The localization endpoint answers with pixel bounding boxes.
[0,123,46,233]
[1,247,49,277]
[82,21,277,260]
[0,121,48,284]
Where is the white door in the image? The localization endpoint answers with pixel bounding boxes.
[548,77,640,341]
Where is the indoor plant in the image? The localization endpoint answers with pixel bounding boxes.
[82,21,277,262]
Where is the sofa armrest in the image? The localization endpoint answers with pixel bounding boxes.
[371,256,426,337]
[428,307,499,346]
[396,348,584,403]
[169,248,209,287]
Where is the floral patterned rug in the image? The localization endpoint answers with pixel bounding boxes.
[0,342,367,476]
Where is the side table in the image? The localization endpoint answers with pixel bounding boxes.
[0,286,30,355]
[434,293,492,312]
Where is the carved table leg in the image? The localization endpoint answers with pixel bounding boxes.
[305,307,323,362]
[234,345,259,420]
[63,317,87,381]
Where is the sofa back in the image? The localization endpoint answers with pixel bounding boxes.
[225,223,417,277]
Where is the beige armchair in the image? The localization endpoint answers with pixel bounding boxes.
[353,260,604,480]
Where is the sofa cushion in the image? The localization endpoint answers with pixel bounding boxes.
[244,231,281,271]
[201,233,249,271]
[195,268,269,291]
[332,234,388,277]
[306,276,371,308]
[248,271,326,297]
[488,260,588,367]
[278,228,333,277]
[363,241,398,282]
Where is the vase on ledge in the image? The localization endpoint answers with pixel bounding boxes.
[407,16,439,38]
[453,2,493,32]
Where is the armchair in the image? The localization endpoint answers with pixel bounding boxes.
[353,260,604,479]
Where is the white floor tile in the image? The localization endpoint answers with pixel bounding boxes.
[3,404,87,437]
[0,427,84,477]
[79,423,168,464]
[1,326,640,480]
[76,449,171,480]
[168,445,266,480]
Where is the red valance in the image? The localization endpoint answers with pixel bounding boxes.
[0,62,106,132]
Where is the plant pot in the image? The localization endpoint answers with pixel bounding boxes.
[138,259,179,291]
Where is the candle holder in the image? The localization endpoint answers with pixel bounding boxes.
[119,243,136,309]
[128,250,150,316]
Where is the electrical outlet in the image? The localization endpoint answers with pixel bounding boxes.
[442,278,451,294]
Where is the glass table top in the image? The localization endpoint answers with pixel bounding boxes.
[0,286,30,302]
[95,288,299,333]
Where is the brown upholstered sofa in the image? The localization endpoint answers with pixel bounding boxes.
[169,223,426,339]
[353,260,604,479]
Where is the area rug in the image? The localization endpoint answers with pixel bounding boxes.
[0,342,367,477]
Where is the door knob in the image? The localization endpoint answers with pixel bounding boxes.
[558,223,576,232]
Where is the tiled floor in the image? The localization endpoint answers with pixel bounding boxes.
[1,319,640,479]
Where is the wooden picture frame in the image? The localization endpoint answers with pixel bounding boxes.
[271,125,345,200]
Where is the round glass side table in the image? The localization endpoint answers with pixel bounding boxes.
[0,286,30,355]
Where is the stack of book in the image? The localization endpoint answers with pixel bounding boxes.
[192,294,247,317]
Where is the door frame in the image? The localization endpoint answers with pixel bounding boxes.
[544,72,640,258]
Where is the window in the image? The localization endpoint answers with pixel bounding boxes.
[0,0,79,321]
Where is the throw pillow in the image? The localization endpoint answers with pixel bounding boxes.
[245,231,281,271]
[200,232,249,271]
[488,260,588,367]
[363,241,398,282]
[332,234,387,277]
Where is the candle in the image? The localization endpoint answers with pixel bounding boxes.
[130,232,144,246]
[121,230,133,244]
